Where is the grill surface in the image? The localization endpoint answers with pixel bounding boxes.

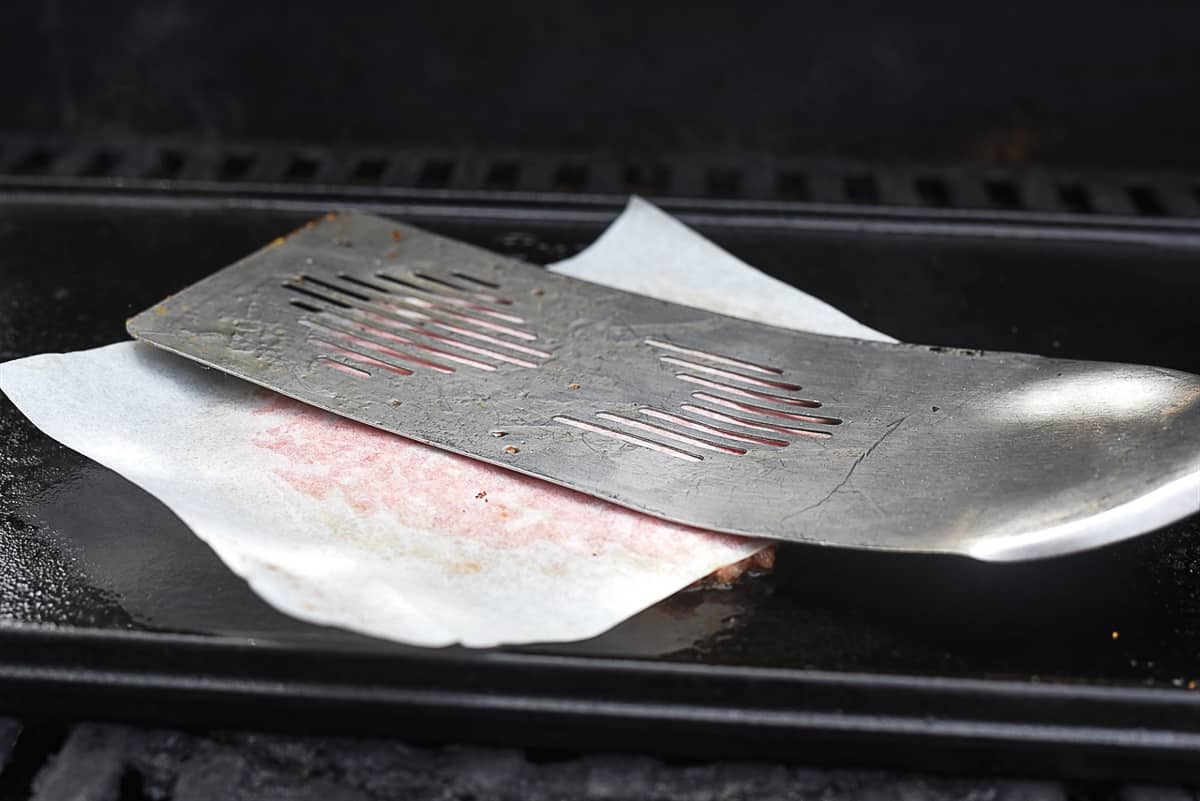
[3,166,1200,781]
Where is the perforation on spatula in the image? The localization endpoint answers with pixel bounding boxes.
[128,212,1200,560]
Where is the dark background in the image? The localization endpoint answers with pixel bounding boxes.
[4,2,1200,170]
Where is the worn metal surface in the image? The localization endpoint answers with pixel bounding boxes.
[128,212,1200,560]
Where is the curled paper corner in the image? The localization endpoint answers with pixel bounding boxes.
[549,196,896,343]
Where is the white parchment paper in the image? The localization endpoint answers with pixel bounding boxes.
[552,197,895,343]
[0,198,885,647]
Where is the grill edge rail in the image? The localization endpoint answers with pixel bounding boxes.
[2,133,1199,220]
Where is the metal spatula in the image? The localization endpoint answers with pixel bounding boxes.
[127,212,1200,561]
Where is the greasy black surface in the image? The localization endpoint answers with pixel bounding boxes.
[7,3,1200,170]
[2,196,1200,691]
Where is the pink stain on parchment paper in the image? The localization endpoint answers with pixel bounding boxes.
[251,396,753,562]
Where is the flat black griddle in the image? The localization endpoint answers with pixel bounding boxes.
[3,183,1200,781]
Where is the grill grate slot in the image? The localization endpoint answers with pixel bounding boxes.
[845,174,879,204]
[705,169,740,198]
[774,171,810,201]
[1058,183,1093,214]
[623,164,669,195]
[417,159,454,188]
[82,150,120,177]
[284,155,321,182]
[12,148,55,175]
[218,153,254,180]
[553,164,588,192]
[1128,186,1165,216]
[915,176,951,207]
[147,149,184,179]
[3,134,1198,222]
[350,156,387,184]
[985,180,1023,210]
[485,162,519,190]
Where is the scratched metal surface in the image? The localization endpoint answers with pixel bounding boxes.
[128,212,1200,560]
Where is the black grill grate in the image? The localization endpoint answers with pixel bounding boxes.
[4,717,1186,801]
[3,133,1200,219]
[3,135,1200,798]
